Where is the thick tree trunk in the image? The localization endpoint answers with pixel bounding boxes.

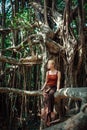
[54,87,87,104]
[44,104,87,130]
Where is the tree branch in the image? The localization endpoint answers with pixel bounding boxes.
[55,87,87,104]
[0,56,20,65]
[1,34,43,52]
[0,55,42,65]
[0,87,86,104]
[44,103,87,130]
[46,39,64,54]
[0,87,42,96]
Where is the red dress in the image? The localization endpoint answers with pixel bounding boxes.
[46,71,58,87]
[42,71,58,125]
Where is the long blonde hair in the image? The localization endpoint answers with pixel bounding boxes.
[47,59,56,69]
[48,59,55,65]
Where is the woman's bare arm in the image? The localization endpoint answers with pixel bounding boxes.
[57,71,61,91]
[41,72,48,91]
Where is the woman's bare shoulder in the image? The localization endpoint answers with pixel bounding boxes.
[57,70,61,74]
[57,70,61,73]
[46,71,49,75]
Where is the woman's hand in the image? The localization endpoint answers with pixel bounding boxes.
[57,71,61,91]
[57,88,59,91]
[41,87,45,91]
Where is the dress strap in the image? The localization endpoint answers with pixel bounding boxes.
[56,70,58,74]
[56,71,58,77]
[47,71,49,75]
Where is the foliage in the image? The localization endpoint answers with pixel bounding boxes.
[56,0,65,13]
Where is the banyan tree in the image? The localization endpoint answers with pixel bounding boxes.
[0,0,87,130]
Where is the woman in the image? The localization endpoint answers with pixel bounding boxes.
[41,59,61,126]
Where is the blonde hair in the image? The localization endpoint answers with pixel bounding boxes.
[48,59,55,66]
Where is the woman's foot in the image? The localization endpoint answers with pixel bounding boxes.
[46,112,51,127]
[46,121,50,127]
[46,116,51,127]
[51,112,55,120]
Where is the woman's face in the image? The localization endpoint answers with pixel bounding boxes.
[47,61,55,69]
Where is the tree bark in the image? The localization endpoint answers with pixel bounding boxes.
[44,104,87,130]
[44,0,48,25]
[0,87,42,96]
[1,0,6,72]
[0,87,86,104]
[0,55,42,65]
[54,87,87,104]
